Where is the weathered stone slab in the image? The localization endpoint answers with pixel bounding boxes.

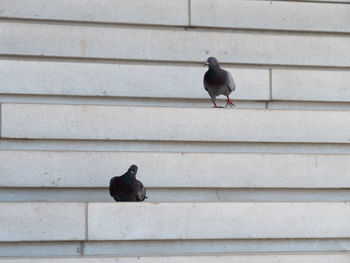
[0,60,269,100]
[2,104,350,143]
[1,22,349,67]
[0,0,188,26]
[272,69,350,102]
[0,203,85,241]
[0,253,349,263]
[1,150,350,188]
[192,0,350,33]
[88,202,350,240]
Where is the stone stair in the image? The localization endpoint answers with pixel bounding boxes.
[0,0,349,261]
[1,253,350,263]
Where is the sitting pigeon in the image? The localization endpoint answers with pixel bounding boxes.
[203,57,236,108]
[109,165,147,202]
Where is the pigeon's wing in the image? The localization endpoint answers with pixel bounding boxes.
[226,71,236,92]
[136,181,147,201]
[109,178,121,202]
[203,72,210,91]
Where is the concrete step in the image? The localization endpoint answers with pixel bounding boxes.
[192,0,350,33]
[1,22,349,67]
[1,0,349,33]
[0,60,269,101]
[0,253,349,262]
[0,0,188,26]
[2,104,350,143]
[0,202,85,242]
[88,202,350,240]
[272,69,350,102]
[1,239,350,258]
[2,60,349,104]
[3,188,350,202]
[1,202,349,242]
[1,150,350,188]
[255,0,350,3]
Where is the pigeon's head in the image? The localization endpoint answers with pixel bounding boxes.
[204,57,219,67]
[128,164,138,175]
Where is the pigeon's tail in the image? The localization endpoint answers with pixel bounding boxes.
[136,181,147,201]
[136,193,147,201]
[227,71,236,92]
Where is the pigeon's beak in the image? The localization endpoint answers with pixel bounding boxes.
[204,61,209,66]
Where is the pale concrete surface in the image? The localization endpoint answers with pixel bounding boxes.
[192,0,350,32]
[1,22,350,67]
[1,239,350,257]
[0,0,349,258]
[255,0,350,2]
[0,242,81,257]
[1,150,350,188]
[84,239,350,256]
[4,139,350,155]
[2,94,350,111]
[0,253,349,263]
[3,188,350,202]
[1,202,348,243]
[88,202,350,240]
[0,94,266,110]
[0,203,85,241]
[3,104,350,143]
[268,101,350,111]
[272,69,350,102]
[0,0,188,26]
[0,60,269,100]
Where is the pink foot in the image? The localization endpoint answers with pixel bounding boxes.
[226,96,235,107]
[213,102,223,108]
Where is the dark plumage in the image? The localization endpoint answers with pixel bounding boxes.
[109,165,147,202]
[203,57,236,108]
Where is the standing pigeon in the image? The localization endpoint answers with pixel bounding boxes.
[203,57,236,108]
[109,165,147,202]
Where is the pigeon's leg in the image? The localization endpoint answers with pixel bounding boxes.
[225,96,235,107]
[211,97,223,108]
[213,102,223,108]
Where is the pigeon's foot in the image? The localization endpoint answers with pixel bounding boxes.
[226,97,235,107]
[225,102,235,107]
[213,102,223,108]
